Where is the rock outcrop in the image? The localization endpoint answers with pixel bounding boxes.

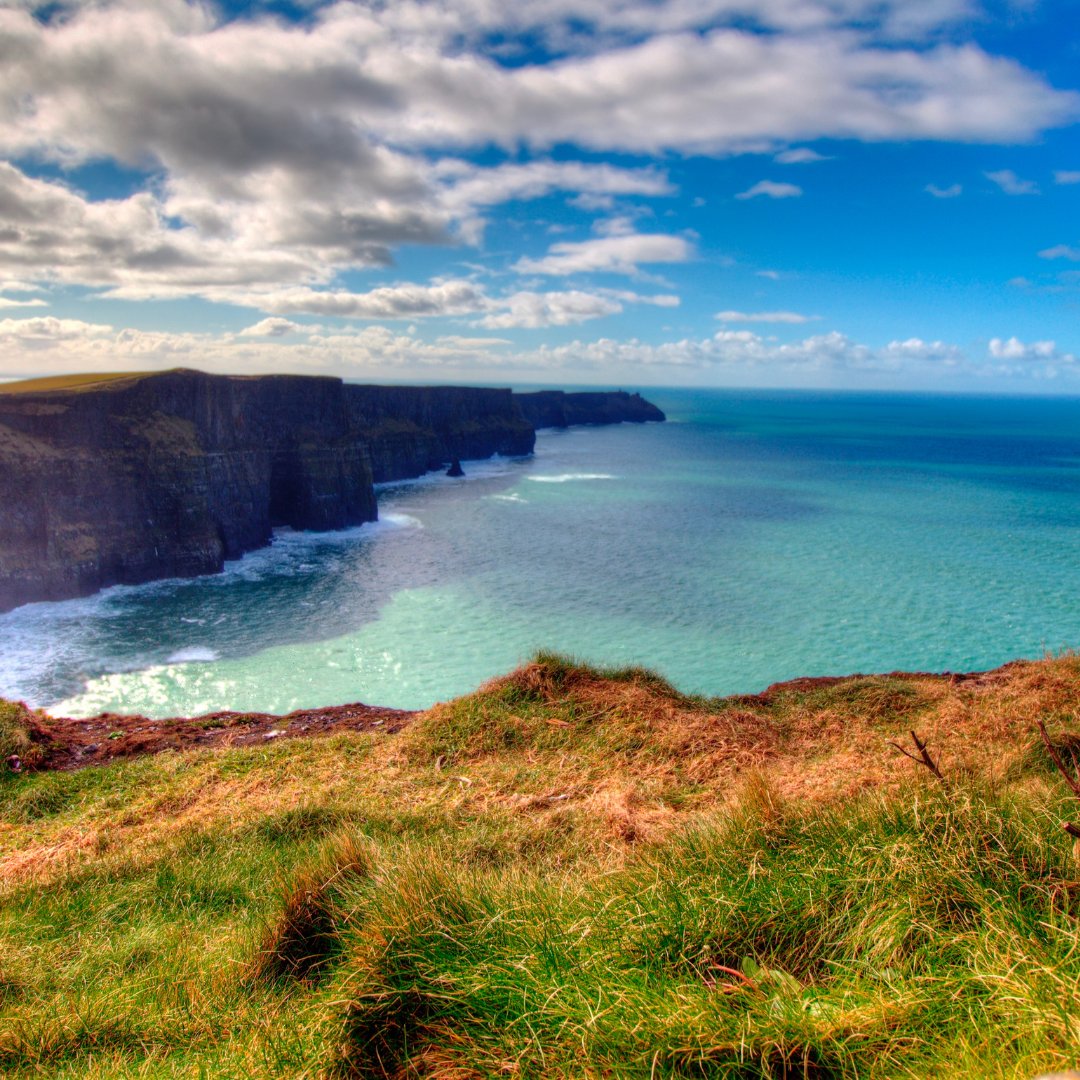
[346,384,533,483]
[513,390,665,429]
[0,370,533,611]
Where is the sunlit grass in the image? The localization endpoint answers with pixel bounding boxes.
[2,652,1080,1077]
[0,372,155,395]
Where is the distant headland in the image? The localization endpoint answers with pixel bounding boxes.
[0,369,664,612]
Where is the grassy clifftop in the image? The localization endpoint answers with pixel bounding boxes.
[2,653,1080,1077]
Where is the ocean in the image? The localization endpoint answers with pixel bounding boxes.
[3,387,1080,718]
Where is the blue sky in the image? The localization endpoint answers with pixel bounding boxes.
[0,0,1078,389]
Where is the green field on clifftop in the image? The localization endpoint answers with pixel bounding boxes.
[0,372,158,395]
[2,653,1080,1078]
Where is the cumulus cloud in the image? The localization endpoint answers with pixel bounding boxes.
[238,317,307,338]
[736,180,803,200]
[514,232,694,275]
[237,280,490,319]
[985,169,1040,195]
[476,290,623,328]
[1055,171,1080,185]
[0,315,114,343]
[716,309,818,323]
[0,295,47,308]
[0,0,1075,326]
[774,148,829,163]
[0,310,1076,388]
[476,287,678,328]
[0,4,1073,165]
[222,276,678,329]
[925,182,962,198]
[988,336,1074,364]
[1038,244,1080,261]
[505,328,974,377]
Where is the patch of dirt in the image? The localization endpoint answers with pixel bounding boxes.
[22,701,416,772]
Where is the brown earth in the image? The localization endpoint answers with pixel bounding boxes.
[18,700,415,771]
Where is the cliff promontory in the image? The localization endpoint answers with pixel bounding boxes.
[0,370,664,612]
[0,370,535,611]
[514,389,665,428]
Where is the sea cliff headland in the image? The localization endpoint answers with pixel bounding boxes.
[0,369,664,611]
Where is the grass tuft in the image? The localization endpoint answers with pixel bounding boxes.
[250,831,374,986]
[0,700,46,770]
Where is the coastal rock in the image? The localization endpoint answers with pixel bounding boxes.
[346,384,533,482]
[513,389,665,429]
[0,370,531,611]
[0,370,664,612]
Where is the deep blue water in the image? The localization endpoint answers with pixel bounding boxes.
[3,388,1080,716]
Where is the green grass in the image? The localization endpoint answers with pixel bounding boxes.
[0,372,155,395]
[0,700,44,768]
[2,653,1080,1077]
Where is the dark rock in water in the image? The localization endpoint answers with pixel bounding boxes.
[446,458,464,477]
[513,389,665,429]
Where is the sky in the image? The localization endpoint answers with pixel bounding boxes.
[0,0,1078,391]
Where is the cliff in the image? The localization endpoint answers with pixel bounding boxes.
[0,370,534,612]
[346,384,533,483]
[514,389,665,429]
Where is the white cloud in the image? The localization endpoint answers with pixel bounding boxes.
[0,296,47,308]
[476,290,623,328]
[506,328,973,376]
[234,280,489,319]
[716,309,818,323]
[0,4,1073,166]
[0,311,1077,387]
[0,315,114,343]
[985,169,1040,195]
[1038,244,1080,261]
[238,317,307,338]
[882,338,964,363]
[756,269,782,280]
[514,232,693,276]
[736,180,803,200]
[223,276,678,329]
[0,0,1074,326]
[436,160,672,210]
[774,148,829,163]
[1054,171,1080,185]
[925,182,962,198]
[988,336,1074,364]
[476,287,679,328]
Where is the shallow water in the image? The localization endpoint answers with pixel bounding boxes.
[3,388,1080,716]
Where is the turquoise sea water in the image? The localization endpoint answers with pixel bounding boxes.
[3,388,1080,717]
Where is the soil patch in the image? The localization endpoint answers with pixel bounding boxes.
[21,701,416,771]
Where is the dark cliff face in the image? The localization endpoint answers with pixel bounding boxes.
[0,372,662,613]
[346,385,535,483]
[0,371,533,612]
[513,390,665,429]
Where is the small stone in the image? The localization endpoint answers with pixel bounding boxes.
[446,458,464,477]
[263,729,284,739]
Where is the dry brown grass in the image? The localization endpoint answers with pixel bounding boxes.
[6,653,1080,893]
[0,371,154,395]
